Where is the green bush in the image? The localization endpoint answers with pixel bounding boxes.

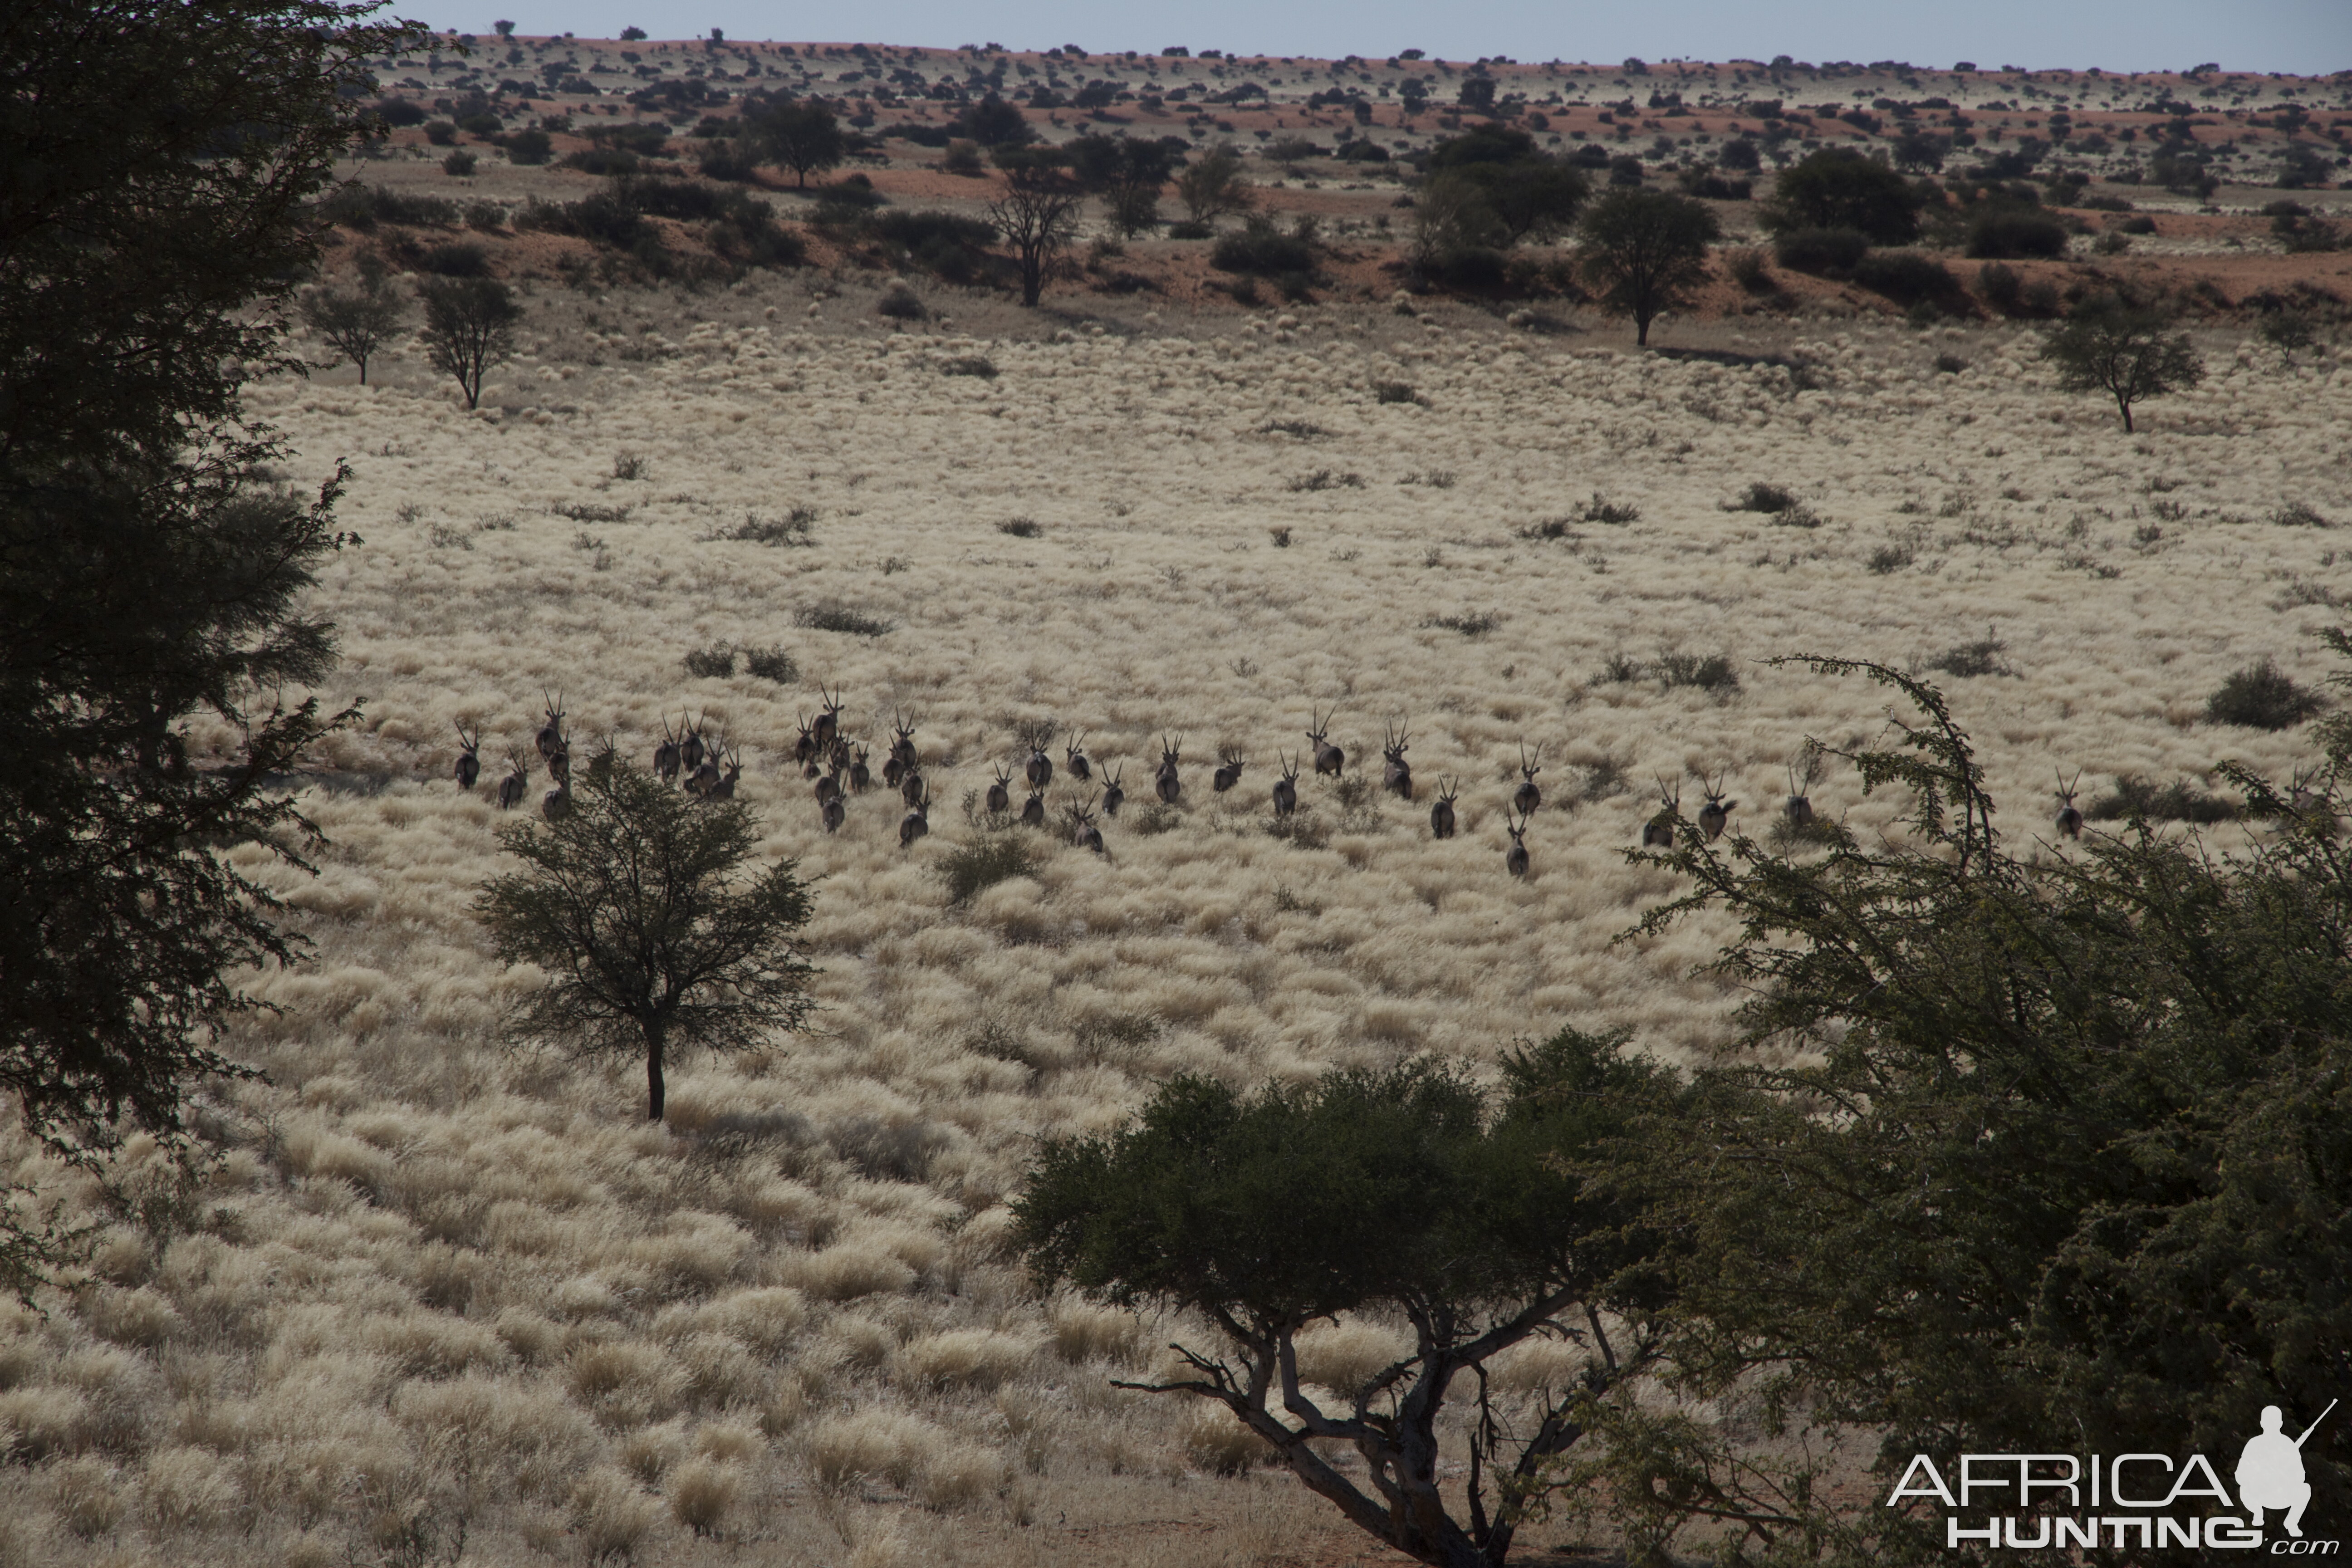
[1772,225,1868,274]
[2205,658,2325,730]
[1211,218,1316,277]
[421,242,489,277]
[2084,774,2238,824]
[794,601,894,637]
[1851,250,1955,304]
[1966,210,2069,259]
[441,150,477,177]
[1656,650,1740,691]
[683,642,736,678]
[1976,260,2024,310]
[502,128,552,166]
[936,834,1044,905]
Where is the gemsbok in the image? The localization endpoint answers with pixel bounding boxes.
[848,745,872,794]
[1101,764,1126,817]
[709,746,741,801]
[1068,795,1104,853]
[654,716,682,786]
[1697,773,1736,842]
[1065,731,1093,784]
[1020,786,1047,829]
[1785,745,1823,831]
[1155,735,1182,806]
[1430,777,1458,839]
[986,764,1013,817]
[1272,754,1299,818]
[1308,706,1344,778]
[1025,738,1054,792]
[2054,771,2082,840]
[1382,724,1413,801]
[541,780,572,821]
[1505,809,1529,877]
[452,723,481,790]
[899,783,931,848]
[496,749,529,811]
[1513,743,1542,817]
[812,685,843,753]
[1642,777,1680,848]
[535,691,567,766]
[1212,745,1245,794]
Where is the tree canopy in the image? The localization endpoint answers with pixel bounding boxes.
[1574,188,1720,346]
[747,97,845,187]
[476,762,817,1121]
[2038,296,2205,432]
[1579,655,2352,1563]
[0,0,419,1286]
[1016,1031,1679,1568]
[1759,147,1923,243]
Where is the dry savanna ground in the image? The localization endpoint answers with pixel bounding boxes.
[3,261,2350,1568]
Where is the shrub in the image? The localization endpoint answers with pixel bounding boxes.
[683,642,736,678]
[935,834,1044,906]
[794,601,894,637]
[1581,492,1640,524]
[1967,210,2069,259]
[423,119,457,146]
[1867,543,1915,573]
[1976,260,2024,310]
[871,210,998,282]
[1211,218,1316,277]
[2205,659,2325,729]
[2117,214,2158,235]
[1372,380,1418,404]
[1165,219,1212,239]
[876,283,927,321]
[1656,651,1741,692]
[421,241,489,276]
[1730,481,1800,514]
[1759,147,1924,242]
[502,128,552,166]
[942,355,998,378]
[2084,775,2239,824]
[1773,225,1868,274]
[1934,352,1967,373]
[996,518,1042,538]
[442,149,477,176]
[1928,637,2011,678]
[1725,247,1776,293]
[1422,611,1501,637]
[2273,501,2333,529]
[741,646,799,682]
[1851,250,1955,305]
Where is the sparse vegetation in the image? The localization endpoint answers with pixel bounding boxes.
[2084,774,2239,824]
[1655,650,1742,692]
[2205,658,2325,729]
[682,642,736,678]
[1372,380,1418,404]
[935,833,1045,905]
[997,517,1043,538]
[1928,635,2012,678]
[417,274,522,410]
[1422,610,1501,637]
[2039,298,2206,433]
[795,601,895,637]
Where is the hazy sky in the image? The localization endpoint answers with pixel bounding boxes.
[406,0,2350,76]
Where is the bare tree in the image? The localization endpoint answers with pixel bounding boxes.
[475,762,816,1120]
[987,150,1086,308]
[417,275,522,410]
[300,276,410,385]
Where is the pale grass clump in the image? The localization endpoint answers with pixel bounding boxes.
[566,1338,686,1427]
[1047,1298,1150,1367]
[668,1454,743,1536]
[1291,1318,1412,1394]
[1177,1401,1276,1475]
[890,1328,1040,1392]
[912,1440,1007,1511]
[787,1240,920,1302]
[139,1444,240,1533]
[805,1408,950,1494]
[47,1455,125,1539]
[569,1465,660,1563]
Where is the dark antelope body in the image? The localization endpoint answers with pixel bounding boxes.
[453,723,481,790]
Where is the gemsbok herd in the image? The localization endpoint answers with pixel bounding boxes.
[448,693,1931,878]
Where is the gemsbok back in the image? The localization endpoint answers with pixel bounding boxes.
[1505,809,1529,877]
[2054,771,2082,840]
[1382,723,1413,801]
[1155,735,1182,805]
[1272,753,1299,818]
[1642,777,1680,848]
[1308,706,1344,778]
[1513,743,1542,817]
[899,783,931,848]
[1430,776,1458,839]
[452,723,481,790]
[1697,773,1736,842]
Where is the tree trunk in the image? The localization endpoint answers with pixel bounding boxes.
[2119,395,2135,433]
[1636,309,1652,347]
[645,1025,666,1120]
[1021,249,1044,307]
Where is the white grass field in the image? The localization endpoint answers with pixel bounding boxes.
[3,270,2347,1566]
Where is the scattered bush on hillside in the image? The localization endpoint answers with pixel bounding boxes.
[2205,658,2324,729]
[1772,226,1868,275]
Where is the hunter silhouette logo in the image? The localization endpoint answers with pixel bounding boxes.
[2241,1401,2337,1539]
[1888,1398,2340,1552]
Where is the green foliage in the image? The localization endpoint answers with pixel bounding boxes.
[1014,1032,1680,1568]
[1574,187,1721,346]
[1655,650,1741,691]
[1173,145,1254,224]
[933,833,1044,906]
[1422,125,1591,246]
[1210,216,1316,277]
[1068,133,1185,237]
[0,0,421,1285]
[1771,225,1868,274]
[953,94,1034,148]
[1850,250,1955,305]
[2205,657,2325,729]
[417,275,522,410]
[2038,298,2205,432]
[681,641,735,678]
[1965,209,2068,259]
[300,277,411,385]
[794,600,894,637]
[747,98,845,187]
[2084,773,2239,823]
[1607,657,2352,1563]
[1760,147,1923,243]
[501,127,551,166]
[476,762,817,1120]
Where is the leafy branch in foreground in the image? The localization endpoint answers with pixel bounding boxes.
[1593,653,2352,1565]
[1015,1031,1680,1568]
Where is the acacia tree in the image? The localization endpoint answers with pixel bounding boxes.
[1015,1033,1678,1568]
[1174,144,1254,225]
[1575,655,2352,1562]
[746,97,846,188]
[476,762,817,1120]
[300,272,410,384]
[1068,133,1185,237]
[0,0,420,1289]
[417,275,521,409]
[2038,297,2205,431]
[987,148,1086,307]
[1575,188,1720,346]
[1758,146,1922,243]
